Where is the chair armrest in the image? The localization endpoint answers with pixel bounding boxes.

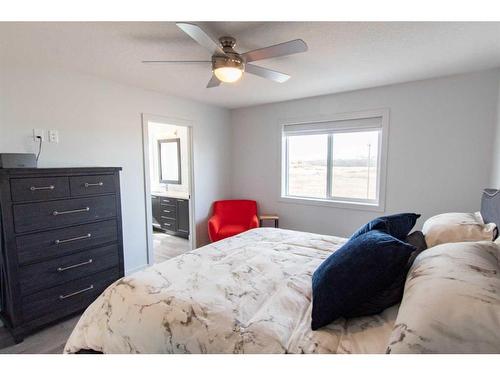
[249,214,260,229]
[208,215,222,242]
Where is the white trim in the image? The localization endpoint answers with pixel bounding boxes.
[141,113,196,267]
[278,196,385,212]
[141,116,154,265]
[326,134,333,198]
[278,108,389,212]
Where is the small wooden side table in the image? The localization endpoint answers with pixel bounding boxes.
[259,214,279,228]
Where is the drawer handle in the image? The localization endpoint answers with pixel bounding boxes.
[30,185,55,191]
[59,284,94,300]
[161,216,174,220]
[54,233,92,245]
[57,258,93,272]
[53,207,90,216]
[163,210,171,213]
[84,182,103,188]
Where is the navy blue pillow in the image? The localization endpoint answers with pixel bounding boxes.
[311,230,416,330]
[350,213,420,241]
[346,231,428,318]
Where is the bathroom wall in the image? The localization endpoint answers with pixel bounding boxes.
[148,122,189,195]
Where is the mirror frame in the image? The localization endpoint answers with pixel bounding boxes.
[158,138,182,185]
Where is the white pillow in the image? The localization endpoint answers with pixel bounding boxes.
[422,212,496,248]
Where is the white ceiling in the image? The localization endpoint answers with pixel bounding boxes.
[1,22,500,109]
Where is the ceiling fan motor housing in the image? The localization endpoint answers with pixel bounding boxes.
[212,36,244,73]
[219,36,237,50]
[212,53,245,73]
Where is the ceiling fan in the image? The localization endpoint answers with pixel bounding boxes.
[142,23,308,88]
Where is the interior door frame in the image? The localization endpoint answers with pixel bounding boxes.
[141,113,196,265]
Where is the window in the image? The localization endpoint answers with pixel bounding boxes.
[281,111,388,210]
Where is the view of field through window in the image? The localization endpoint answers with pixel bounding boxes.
[287,130,379,201]
[287,134,328,198]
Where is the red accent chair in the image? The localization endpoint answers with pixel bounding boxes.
[208,200,259,242]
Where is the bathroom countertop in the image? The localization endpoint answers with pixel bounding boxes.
[151,191,190,199]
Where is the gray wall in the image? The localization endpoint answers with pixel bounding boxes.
[0,65,232,274]
[1,64,500,272]
[230,69,500,237]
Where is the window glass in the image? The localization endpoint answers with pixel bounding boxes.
[287,134,328,198]
[331,130,379,200]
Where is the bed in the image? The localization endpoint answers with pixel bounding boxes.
[64,190,500,354]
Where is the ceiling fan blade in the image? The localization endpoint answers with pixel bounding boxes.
[245,64,290,83]
[206,74,221,88]
[241,39,308,63]
[142,60,211,64]
[176,22,226,56]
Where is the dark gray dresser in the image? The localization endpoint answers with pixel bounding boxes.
[0,167,124,342]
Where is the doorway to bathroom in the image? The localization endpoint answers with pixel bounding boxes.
[142,114,195,265]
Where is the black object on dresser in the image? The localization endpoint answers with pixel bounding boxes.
[0,167,124,343]
[152,195,189,239]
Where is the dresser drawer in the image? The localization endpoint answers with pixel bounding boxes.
[160,217,177,231]
[19,244,119,296]
[70,174,116,197]
[10,177,70,202]
[13,195,117,233]
[160,197,176,205]
[21,268,120,322]
[16,220,118,265]
[159,204,176,219]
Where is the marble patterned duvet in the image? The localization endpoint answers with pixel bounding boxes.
[64,228,398,354]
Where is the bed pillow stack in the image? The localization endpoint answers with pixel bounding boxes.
[311,213,420,330]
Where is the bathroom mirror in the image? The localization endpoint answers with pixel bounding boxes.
[158,138,181,184]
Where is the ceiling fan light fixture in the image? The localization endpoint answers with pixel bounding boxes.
[214,66,243,83]
[212,54,244,83]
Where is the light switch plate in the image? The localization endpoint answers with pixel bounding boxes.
[33,128,46,142]
[48,129,59,143]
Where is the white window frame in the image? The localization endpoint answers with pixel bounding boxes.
[279,109,389,212]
